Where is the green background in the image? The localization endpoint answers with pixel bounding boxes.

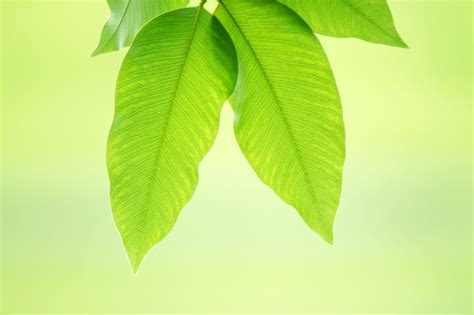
[1,0,472,313]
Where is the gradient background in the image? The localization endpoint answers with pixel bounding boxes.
[1,0,472,313]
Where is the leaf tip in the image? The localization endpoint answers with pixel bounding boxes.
[390,30,409,49]
[131,260,142,274]
[396,38,409,49]
[90,47,104,58]
[320,227,334,245]
[125,246,147,273]
[302,211,335,245]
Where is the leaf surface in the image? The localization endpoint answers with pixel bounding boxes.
[92,0,189,56]
[108,6,237,271]
[216,0,345,242]
[278,0,407,47]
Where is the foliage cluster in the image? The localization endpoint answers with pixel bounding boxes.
[94,0,406,271]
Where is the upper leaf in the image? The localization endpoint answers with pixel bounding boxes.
[216,0,345,243]
[278,0,407,48]
[92,0,189,56]
[107,6,237,271]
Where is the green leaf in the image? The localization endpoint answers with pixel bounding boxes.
[107,6,237,271]
[92,0,189,56]
[278,0,408,48]
[215,0,345,243]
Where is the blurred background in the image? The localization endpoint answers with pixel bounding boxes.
[1,0,472,313]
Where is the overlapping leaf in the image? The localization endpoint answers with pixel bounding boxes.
[279,0,407,47]
[107,7,237,271]
[92,0,189,56]
[216,0,345,243]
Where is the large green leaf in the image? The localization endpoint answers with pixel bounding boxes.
[92,0,189,56]
[215,0,345,243]
[107,6,237,271]
[278,0,407,48]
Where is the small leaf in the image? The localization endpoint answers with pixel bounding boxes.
[216,0,345,243]
[278,0,408,48]
[108,7,237,271]
[92,0,189,56]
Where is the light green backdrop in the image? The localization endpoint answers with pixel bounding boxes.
[1,0,472,313]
